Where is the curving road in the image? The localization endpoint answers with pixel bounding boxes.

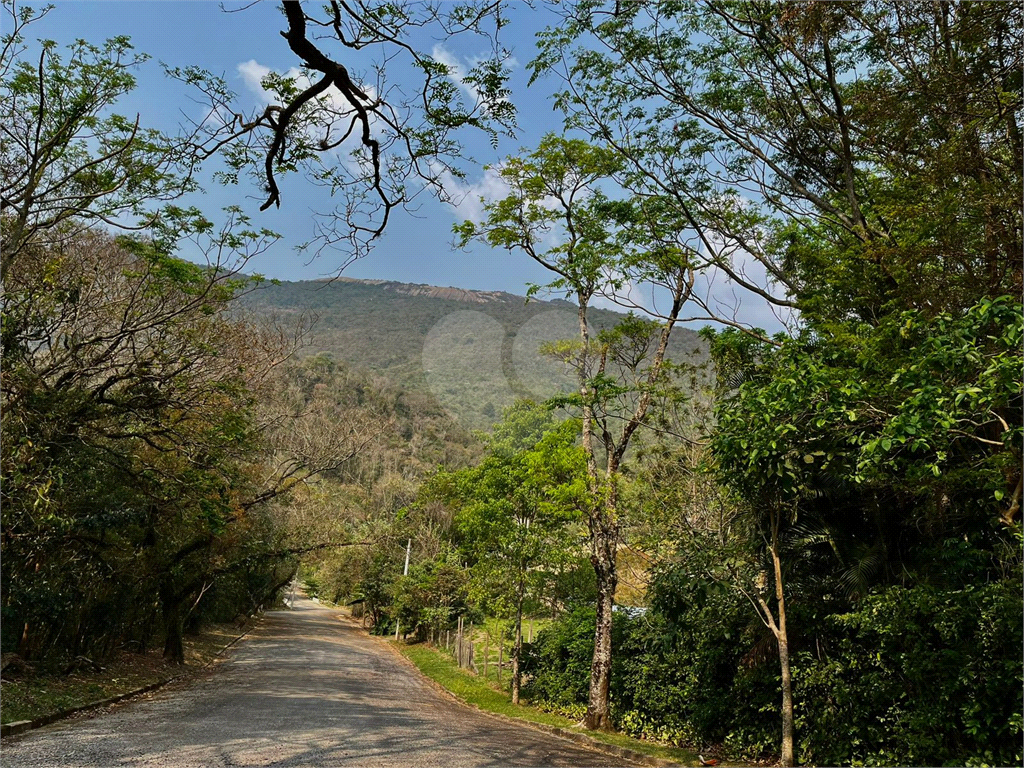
[0,595,628,767]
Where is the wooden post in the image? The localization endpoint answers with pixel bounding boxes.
[529,619,533,643]
[484,635,489,679]
[395,538,411,644]
[457,616,463,666]
[446,629,450,650]
[498,639,503,686]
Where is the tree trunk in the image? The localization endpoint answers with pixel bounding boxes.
[512,585,524,705]
[163,608,185,664]
[585,520,617,731]
[772,542,796,767]
[160,585,186,665]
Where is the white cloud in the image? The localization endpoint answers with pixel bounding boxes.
[237,59,276,102]
[237,59,378,120]
[431,45,518,112]
[431,162,511,224]
[431,45,480,107]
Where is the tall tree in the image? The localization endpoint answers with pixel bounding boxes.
[529,5,1022,759]
[442,401,584,703]
[457,135,694,729]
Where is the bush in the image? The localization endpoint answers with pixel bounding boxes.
[796,578,1023,767]
[521,564,1022,766]
[522,606,602,709]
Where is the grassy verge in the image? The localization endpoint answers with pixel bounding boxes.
[430,617,550,690]
[395,641,701,766]
[0,621,250,725]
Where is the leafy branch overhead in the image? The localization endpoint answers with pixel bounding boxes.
[172,0,518,262]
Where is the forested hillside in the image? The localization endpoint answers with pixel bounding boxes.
[243,277,708,428]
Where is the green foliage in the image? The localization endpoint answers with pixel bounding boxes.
[534,2,1021,323]
[1,222,301,664]
[390,547,470,638]
[522,606,603,710]
[0,6,204,273]
[711,298,1021,503]
[433,402,587,623]
[796,580,1023,767]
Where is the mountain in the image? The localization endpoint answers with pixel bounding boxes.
[243,277,708,429]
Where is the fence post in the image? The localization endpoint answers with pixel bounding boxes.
[497,640,503,687]
[484,635,489,679]
[457,616,463,666]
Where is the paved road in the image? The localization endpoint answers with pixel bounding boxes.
[1,596,628,767]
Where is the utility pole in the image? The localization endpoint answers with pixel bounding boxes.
[395,538,411,642]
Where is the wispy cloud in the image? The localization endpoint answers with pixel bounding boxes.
[431,45,480,106]
[237,59,378,122]
[431,162,511,224]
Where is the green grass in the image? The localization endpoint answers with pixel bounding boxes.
[436,616,551,689]
[0,667,165,724]
[395,641,702,766]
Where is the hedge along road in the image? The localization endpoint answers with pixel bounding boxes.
[0,594,629,767]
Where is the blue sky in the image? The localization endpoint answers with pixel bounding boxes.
[30,2,558,285]
[25,1,788,331]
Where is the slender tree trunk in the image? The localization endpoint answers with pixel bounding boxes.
[772,541,795,767]
[752,509,797,766]
[160,584,186,664]
[18,621,34,660]
[586,473,619,731]
[512,586,524,705]
[163,608,185,664]
[575,294,616,730]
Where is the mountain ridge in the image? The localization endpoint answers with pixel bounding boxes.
[307,275,576,306]
[243,276,708,428]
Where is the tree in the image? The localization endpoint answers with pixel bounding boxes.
[456,135,694,729]
[446,401,584,703]
[1,219,278,661]
[704,297,1022,764]
[529,5,1022,758]
[0,1,204,278]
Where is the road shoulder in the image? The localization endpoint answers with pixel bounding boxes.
[334,611,698,767]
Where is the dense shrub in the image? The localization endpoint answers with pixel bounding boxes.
[523,572,1023,766]
[522,606,607,710]
[616,575,758,748]
[796,579,1023,767]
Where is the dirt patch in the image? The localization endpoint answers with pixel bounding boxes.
[0,621,253,725]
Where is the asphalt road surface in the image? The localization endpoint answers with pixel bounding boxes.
[1,595,630,767]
